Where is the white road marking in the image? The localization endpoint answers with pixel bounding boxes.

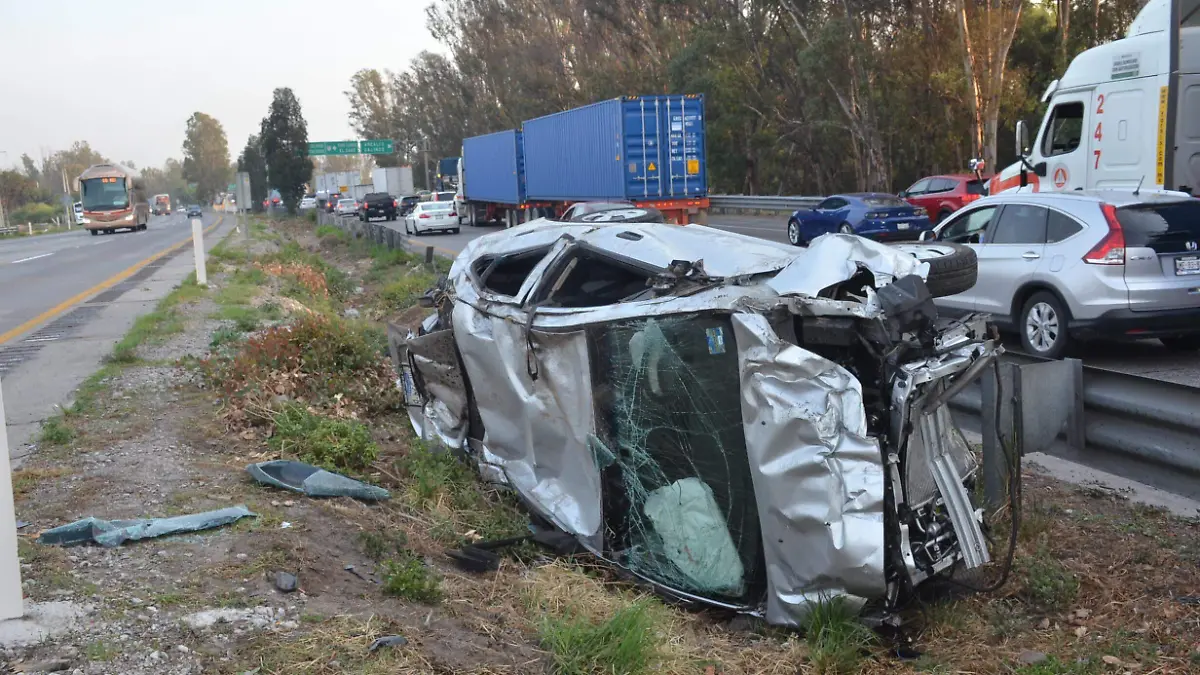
[10,252,53,264]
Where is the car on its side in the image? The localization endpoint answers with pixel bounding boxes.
[359,192,398,222]
[299,197,317,211]
[388,217,993,627]
[901,175,989,224]
[915,190,1200,358]
[186,205,202,218]
[787,194,931,246]
[335,198,358,216]
[404,201,459,235]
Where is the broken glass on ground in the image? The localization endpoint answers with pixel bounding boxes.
[245,460,390,500]
[38,505,255,547]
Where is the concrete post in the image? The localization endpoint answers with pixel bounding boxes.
[191,218,207,287]
[0,378,25,620]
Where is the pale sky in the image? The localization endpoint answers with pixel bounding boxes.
[0,0,441,171]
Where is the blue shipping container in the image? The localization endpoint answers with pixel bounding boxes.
[522,95,707,202]
[462,130,525,204]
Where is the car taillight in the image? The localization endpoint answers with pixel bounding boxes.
[1084,204,1126,265]
[419,213,430,219]
[449,210,456,216]
[393,200,398,208]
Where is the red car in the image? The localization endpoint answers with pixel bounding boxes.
[900,174,988,224]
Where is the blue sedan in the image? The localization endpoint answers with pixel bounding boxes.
[786,193,932,246]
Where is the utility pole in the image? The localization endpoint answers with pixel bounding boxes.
[421,137,431,192]
[60,167,73,230]
[0,150,7,234]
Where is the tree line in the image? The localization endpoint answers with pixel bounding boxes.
[345,0,1143,195]
[238,87,310,214]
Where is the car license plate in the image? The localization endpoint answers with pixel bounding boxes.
[1176,256,1200,276]
[897,222,911,230]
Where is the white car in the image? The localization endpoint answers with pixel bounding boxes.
[404,201,460,235]
[299,197,317,211]
[335,198,358,216]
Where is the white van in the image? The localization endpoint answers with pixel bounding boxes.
[73,202,84,225]
[991,0,1199,195]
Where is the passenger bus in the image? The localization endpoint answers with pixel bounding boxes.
[77,164,150,235]
[152,193,171,216]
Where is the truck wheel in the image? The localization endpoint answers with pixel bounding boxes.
[888,242,978,298]
[574,207,664,224]
[90,229,98,236]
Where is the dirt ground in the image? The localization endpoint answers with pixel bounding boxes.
[6,216,1199,675]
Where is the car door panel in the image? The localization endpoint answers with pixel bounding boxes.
[931,205,1000,314]
[973,204,1050,322]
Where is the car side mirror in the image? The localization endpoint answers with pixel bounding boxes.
[919,229,935,242]
[898,191,908,199]
[1033,161,1047,177]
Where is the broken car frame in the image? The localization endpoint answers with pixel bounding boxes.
[388,220,1003,626]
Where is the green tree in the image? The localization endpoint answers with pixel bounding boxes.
[182,112,232,203]
[0,170,42,211]
[237,134,269,213]
[260,88,310,214]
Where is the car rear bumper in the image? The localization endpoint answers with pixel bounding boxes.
[859,229,929,242]
[1070,306,1200,339]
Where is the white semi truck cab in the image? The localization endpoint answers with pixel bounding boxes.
[993,0,1199,195]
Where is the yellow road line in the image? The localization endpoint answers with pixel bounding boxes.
[0,216,224,347]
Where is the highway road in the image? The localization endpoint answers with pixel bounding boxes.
[377,212,1200,387]
[0,211,220,345]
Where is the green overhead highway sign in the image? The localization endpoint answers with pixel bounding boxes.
[360,139,394,154]
[308,141,359,156]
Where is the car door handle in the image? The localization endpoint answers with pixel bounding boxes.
[1022,252,1041,260]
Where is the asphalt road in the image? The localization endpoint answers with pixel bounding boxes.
[0,211,220,344]
[375,212,1200,387]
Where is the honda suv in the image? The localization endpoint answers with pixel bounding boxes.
[920,190,1200,357]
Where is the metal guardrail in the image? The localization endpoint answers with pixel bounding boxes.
[709,194,822,213]
[951,353,1200,501]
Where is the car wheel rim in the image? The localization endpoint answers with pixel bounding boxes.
[788,222,800,244]
[1025,302,1059,353]
[839,224,853,234]
[890,243,956,261]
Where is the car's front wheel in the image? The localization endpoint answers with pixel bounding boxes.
[1020,291,1071,359]
[1160,335,1200,351]
[787,219,804,246]
[838,223,854,235]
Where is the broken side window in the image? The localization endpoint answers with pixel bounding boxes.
[533,248,658,308]
[472,245,552,297]
[588,314,766,604]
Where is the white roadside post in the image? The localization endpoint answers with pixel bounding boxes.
[191,217,207,286]
[0,378,25,620]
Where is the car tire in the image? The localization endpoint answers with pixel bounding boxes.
[889,242,978,298]
[574,207,664,224]
[1160,335,1200,351]
[787,219,805,246]
[451,228,460,234]
[1020,291,1071,359]
[838,223,855,235]
[90,229,98,236]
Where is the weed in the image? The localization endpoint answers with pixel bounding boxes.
[539,601,659,675]
[803,596,875,675]
[307,209,318,223]
[1013,656,1098,674]
[69,364,120,415]
[210,242,249,264]
[210,326,244,348]
[396,443,528,543]
[105,277,202,363]
[315,224,342,239]
[85,640,119,662]
[1021,548,1079,611]
[217,305,262,332]
[1020,498,1056,543]
[359,530,408,562]
[270,404,378,473]
[12,466,72,498]
[39,416,74,446]
[986,600,1028,640]
[381,553,442,603]
[378,270,438,309]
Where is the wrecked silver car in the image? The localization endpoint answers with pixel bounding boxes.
[388,220,999,626]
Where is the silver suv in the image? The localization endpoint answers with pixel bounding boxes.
[922,190,1200,358]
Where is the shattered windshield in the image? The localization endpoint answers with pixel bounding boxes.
[589,314,765,603]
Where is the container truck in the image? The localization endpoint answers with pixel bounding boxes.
[457,94,710,228]
[372,166,414,196]
[436,158,460,191]
[991,0,1198,195]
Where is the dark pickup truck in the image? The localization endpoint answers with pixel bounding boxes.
[359,193,398,222]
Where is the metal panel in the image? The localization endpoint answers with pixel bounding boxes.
[524,98,624,200]
[463,130,525,204]
[622,95,708,200]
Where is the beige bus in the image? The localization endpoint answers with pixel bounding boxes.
[77,164,149,235]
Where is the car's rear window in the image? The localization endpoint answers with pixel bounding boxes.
[1116,201,1200,253]
[965,180,986,195]
[862,197,907,208]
